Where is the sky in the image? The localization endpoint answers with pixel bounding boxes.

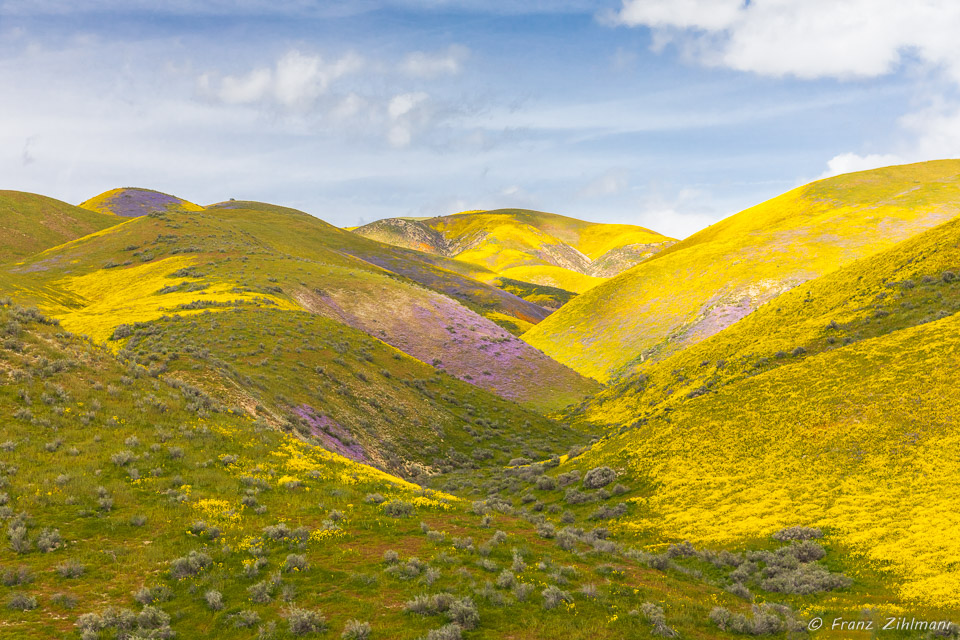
[2,1,960,238]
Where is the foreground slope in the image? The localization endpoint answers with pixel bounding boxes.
[0,191,121,262]
[354,209,675,295]
[525,160,960,382]
[571,312,960,607]
[1,199,597,412]
[0,299,853,639]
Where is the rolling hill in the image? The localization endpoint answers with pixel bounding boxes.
[0,191,122,262]
[79,187,205,218]
[0,298,765,639]
[558,209,960,608]
[353,209,675,295]
[4,171,960,636]
[524,160,960,382]
[1,195,598,413]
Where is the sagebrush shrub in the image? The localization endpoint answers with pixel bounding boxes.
[287,607,327,635]
[382,500,414,518]
[56,560,85,578]
[8,592,37,611]
[582,466,616,489]
[342,619,371,639]
[772,526,822,542]
[542,586,573,610]
[169,550,212,579]
[640,602,677,637]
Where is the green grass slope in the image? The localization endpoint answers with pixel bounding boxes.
[0,191,121,263]
[353,209,675,295]
[1,201,597,412]
[525,160,960,382]
[114,307,581,477]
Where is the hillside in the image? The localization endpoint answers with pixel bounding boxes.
[549,211,960,609]
[524,160,960,382]
[353,209,675,295]
[3,298,944,638]
[79,187,205,218]
[582,211,960,424]
[565,311,960,608]
[1,197,598,413]
[0,191,121,262]
[0,298,752,639]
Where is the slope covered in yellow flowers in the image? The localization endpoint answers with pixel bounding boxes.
[525,160,960,382]
[562,209,960,608]
[572,309,960,607]
[353,209,674,295]
[584,209,960,424]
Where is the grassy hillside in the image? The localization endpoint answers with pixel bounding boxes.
[79,187,205,218]
[525,160,960,382]
[0,191,121,263]
[1,200,597,413]
[115,308,581,476]
[0,298,863,639]
[353,209,674,296]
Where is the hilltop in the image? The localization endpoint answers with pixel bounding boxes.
[524,160,960,382]
[79,187,205,218]
[353,209,675,296]
[0,191,121,262]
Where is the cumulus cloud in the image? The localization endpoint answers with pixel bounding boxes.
[387,91,430,147]
[400,45,469,78]
[606,1,960,179]
[632,187,721,239]
[199,50,364,111]
[818,152,904,179]
[606,0,960,81]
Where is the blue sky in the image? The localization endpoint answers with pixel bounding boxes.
[1,1,958,238]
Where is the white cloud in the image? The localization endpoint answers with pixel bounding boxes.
[632,187,721,239]
[818,100,960,179]
[214,67,273,104]
[577,169,629,198]
[607,2,960,182]
[200,50,364,111]
[400,45,468,78]
[608,0,960,81]
[818,152,904,179]
[388,91,428,119]
[387,92,430,147]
